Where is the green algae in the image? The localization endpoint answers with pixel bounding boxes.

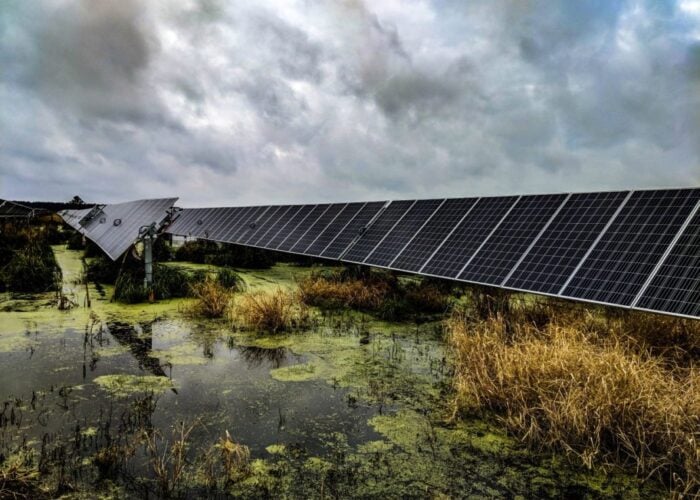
[93,374,175,397]
[265,444,286,455]
[151,342,210,366]
[269,362,317,382]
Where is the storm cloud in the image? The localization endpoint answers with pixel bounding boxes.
[0,0,698,205]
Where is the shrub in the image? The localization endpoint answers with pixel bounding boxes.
[174,240,274,269]
[113,264,193,303]
[2,239,61,293]
[216,267,245,291]
[66,231,84,250]
[187,279,232,318]
[448,311,700,496]
[297,268,393,311]
[230,289,312,333]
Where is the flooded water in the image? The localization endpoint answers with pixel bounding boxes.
[0,247,664,498]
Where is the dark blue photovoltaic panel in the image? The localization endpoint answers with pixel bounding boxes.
[277,204,330,251]
[364,199,443,268]
[230,206,269,244]
[306,203,365,257]
[256,205,299,249]
[251,205,294,247]
[459,194,567,285]
[220,206,255,242]
[390,198,479,273]
[241,205,285,245]
[422,196,518,278]
[321,202,386,259]
[342,201,415,263]
[635,203,700,317]
[504,191,629,294]
[268,205,314,249]
[291,203,347,254]
[562,189,700,306]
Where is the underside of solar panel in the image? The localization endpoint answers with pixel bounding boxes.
[59,188,700,320]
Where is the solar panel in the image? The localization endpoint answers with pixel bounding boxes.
[208,207,245,241]
[291,203,348,254]
[219,206,254,243]
[389,198,479,273]
[240,205,285,246]
[305,203,365,257]
[635,202,700,317]
[504,191,629,294]
[561,189,700,306]
[342,200,415,264]
[458,194,568,285]
[320,202,387,259]
[268,205,315,249]
[249,205,293,247]
[229,206,269,244]
[62,198,177,260]
[421,196,519,278]
[277,205,329,251]
[364,199,443,268]
[256,205,301,249]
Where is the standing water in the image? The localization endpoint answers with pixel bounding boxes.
[0,246,664,497]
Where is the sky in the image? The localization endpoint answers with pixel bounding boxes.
[0,0,699,206]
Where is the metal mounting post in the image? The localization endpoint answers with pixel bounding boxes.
[139,223,158,292]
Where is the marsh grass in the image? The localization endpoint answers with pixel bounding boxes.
[448,300,700,496]
[297,268,454,319]
[186,279,232,318]
[1,238,61,294]
[230,289,313,333]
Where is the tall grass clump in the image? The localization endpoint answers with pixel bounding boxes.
[230,289,312,333]
[2,238,61,293]
[113,264,192,303]
[448,309,700,495]
[187,279,232,318]
[298,268,455,320]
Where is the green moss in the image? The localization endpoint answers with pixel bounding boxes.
[93,374,175,397]
[151,342,209,366]
[265,444,286,455]
[269,362,317,382]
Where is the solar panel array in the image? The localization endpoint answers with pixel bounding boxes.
[60,198,178,260]
[59,188,699,320]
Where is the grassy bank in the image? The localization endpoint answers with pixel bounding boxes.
[449,297,700,496]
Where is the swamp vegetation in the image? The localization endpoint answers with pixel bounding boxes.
[0,231,697,498]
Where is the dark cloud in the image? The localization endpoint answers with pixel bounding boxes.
[0,0,698,205]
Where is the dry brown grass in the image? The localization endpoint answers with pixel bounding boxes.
[230,288,312,333]
[186,279,232,318]
[297,271,392,310]
[449,308,700,495]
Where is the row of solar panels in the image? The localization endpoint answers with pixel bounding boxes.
[164,188,700,320]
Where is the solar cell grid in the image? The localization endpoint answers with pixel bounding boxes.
[390,198,479,272]
[277,204,329,251]
[458,194,568,285]
[561,189,700,306]
[306,203,365,257]
[230,206,268,243]
[342,201,415,263]
[291,204,346,253]
[218,206,253,243]
[241,205,283,245]
[422,196,519,278]
[321,201,387,259]
[269,205,315,249]
[636,201,700,317]
[364,199,443,268]
[504,191,629,294]
[251,205,293,247]
[257,205,301,249]
[209,207,244,241]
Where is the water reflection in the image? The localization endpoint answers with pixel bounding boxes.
[239,345,289,369]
